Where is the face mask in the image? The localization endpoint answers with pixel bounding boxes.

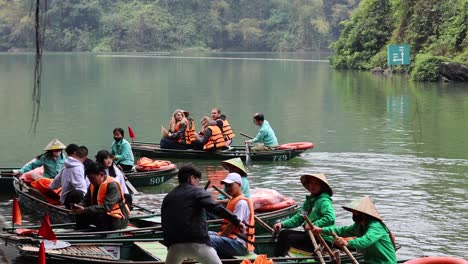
[114,137,122,142]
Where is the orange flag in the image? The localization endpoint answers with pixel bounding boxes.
[38,213,57,242]
[38,241,46,264]
[12,197,22,225]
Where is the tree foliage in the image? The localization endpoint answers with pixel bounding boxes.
[0,0,358,52]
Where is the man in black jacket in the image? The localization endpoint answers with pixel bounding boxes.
[162,164,245,264]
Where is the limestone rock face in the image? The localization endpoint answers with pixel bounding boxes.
[439,62,468,82]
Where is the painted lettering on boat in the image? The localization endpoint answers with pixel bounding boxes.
[273,155,288,161]
[150,176,164,185]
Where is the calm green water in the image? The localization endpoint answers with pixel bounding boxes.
[0,53,467,261]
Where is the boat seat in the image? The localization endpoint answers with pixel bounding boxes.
[234,252,258,260]
[134,241,167,261]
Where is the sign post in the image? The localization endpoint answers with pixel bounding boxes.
[387,44,410,66]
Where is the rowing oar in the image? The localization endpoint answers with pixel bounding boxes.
[301,212,326,264]
[212,185,275,234]
[302,213,335,261]
[204,180,211,190]
[240,132,253,139]
[331,232,359,264]
[125,176,139,195]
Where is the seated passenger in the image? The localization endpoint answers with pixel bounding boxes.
[95,150,132,208]
[182,110,197,147]
[50,144,89,209]
[193,116,228,151]
[211,107,236,146]
[72,162,130,231]
[110,128,135,172]
[160,109,192,150]
[209,173,255,258]
[218,158,251,204]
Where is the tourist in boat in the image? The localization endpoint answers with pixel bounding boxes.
[193,116,228,151]
[209,172,255,258]
[218,158,251,204]
[50,144,89,209]
[183,110,197,145]
[273,173,335,256]
[110,128,135,172]
[72,161,130,231]
[245,113,279,151]
[95,150,132,207]
[160,109,192,150]
[211,107,236,145]
[162,164,245,264]
[15,138,67,179]
[312,196,397,264]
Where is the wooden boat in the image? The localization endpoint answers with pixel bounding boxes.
[125,167,178,187]
[0,167,18,194]
[3,235,365,264]
[131,141,314,161]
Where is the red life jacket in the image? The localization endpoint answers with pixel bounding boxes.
[89,176,129,219]
[217,195,255,252]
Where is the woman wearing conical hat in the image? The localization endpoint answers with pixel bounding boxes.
[218,158,251,202]
[273,174,336,256]
[16,139,67,179]
[313,196,397,264]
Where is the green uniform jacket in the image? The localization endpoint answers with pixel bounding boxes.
[110,139,135,166]
[323,220,397,264]
[20,154,66,179]
[282,192,335,241]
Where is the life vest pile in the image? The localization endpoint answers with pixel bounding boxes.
[135,157,175,172]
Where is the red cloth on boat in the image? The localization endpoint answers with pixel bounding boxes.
[250,188,286,210]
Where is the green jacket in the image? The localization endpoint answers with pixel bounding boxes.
[20,154,66,179]
[323,220,397,264]
[282,192,335,229]
[110,139,134,166]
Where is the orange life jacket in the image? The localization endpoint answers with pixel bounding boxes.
[221,119,236,140]
[89,176,130,219]
[186,117,197,143]
[203,125,228,150]
[218,195,255,252]
[174,121,193,145]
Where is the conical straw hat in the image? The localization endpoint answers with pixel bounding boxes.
[43,139,66,151]
[181,110,190,117]
[221,158,247,176]
[161,126,169,138]
[300,174,333,196]
[342,196,382,221]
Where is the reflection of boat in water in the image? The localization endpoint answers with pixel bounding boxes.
[132,141,314,161]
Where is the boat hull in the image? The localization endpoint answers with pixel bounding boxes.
[125,168,178,187]
[132,142,309,161]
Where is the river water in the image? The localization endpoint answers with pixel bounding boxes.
[0,52,466,262]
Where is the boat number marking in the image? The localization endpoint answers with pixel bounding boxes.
[273,155,288,161]
[150,177,164,185]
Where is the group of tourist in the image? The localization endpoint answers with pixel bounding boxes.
[162,161,397,264]
[14,128,135,231]
[160,107,279,152]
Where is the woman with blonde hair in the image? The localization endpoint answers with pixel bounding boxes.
[160,109,192,150]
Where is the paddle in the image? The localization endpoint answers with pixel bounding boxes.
[240,132,253,139]
[331,231,359,264]
[212,185,275,234]
[302,213,335,261]
[245,142,252,167]
[204,180,211,190]
[301,212,326,264]
[125,176,138,195]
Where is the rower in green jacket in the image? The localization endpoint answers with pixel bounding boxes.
[273,173,335,256]
[313,196,397,264]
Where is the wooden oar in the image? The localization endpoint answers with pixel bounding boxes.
[331,231,359,264]
[212,185,274,234]
[240,132,253,139]
[302,213,335,261]
[125,177,138,195]
[301,212,325,264]
[204,180,211,190]
[245,142,252,167]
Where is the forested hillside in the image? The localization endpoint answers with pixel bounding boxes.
[0,0,359,52]
[330,0,467,81]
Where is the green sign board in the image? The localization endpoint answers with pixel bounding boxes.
[387,44,410,66]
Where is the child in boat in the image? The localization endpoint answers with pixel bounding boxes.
[312,196,397,264]
[273,173,335,256]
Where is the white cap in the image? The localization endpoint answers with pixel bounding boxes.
[221,172,242,186]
